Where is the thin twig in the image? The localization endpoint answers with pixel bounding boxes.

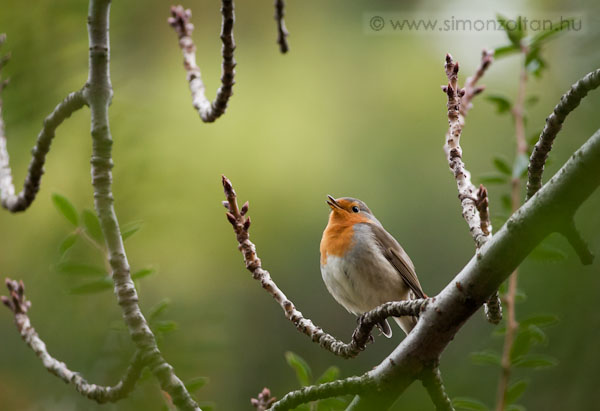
[442,53,502,325]
[168,2,236,123]
[0,36,86,212]
[420,366,454,411]
[274,0,289,53]
[526,68,600,200]
[222,175,429,358]
[1,279,144,403]
[496,58,528,411]
[269,375,372,411]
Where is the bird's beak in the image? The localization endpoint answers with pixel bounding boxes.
[326,195,341,210]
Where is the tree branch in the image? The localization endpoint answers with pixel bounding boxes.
[348,125,600,409]
[274,0,289,54]
[1,279,143,403]
[442,53,502,325]
[420,366,454,411]
[526,68,600,200]
[221,175,429,358]
[168,2,236,123]
[269,375,372,411]
[85,1,199,409]
[0,35,86,212]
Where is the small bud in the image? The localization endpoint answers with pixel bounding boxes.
[222,201,230,210]
[453,61,460,74]
[473,85,485,95]
[445,53,452,63]
[458,88,466,97]
[243,216,251,230]
[1,295,12,310]
[226,212,237,225]
[241,201,249,216]
[441,85,448,93]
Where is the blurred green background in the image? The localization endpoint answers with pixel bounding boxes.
[1,0,599,410]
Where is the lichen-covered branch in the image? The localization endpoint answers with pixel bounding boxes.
[0,35,86,212]
[168,2,236,123]
[274,0,289,53]
[269,375,372,411]
[1,279,143,403]
[85,1,199,409]
[222,175,429,359]
[420,367,454,411]
[526,68,600,200]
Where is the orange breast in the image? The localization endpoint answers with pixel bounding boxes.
[320,212,371,265]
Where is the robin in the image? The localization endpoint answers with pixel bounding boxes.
[320,195,425,337]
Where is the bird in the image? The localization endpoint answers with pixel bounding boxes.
[319,195,425,337]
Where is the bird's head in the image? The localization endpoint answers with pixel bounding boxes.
[326,195,377,225]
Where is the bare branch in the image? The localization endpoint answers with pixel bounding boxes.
[559,220,594,265]
[86,1,199,409]
[420,367,454,411]
[526,68,600,200]
[274,0,289,54]
[168,2,236,123]
[2,279,144,403]
[222,175,429,358]
[0,36,86,212]
[442,53,487,249]
[269,375,372,411]
[442,53,502,325]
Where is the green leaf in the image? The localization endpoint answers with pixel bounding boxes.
[506,405,526,411]
[486,95,512,114]
[512,153,529,179]
[153,320,178,334]
[528,243,567,262]
[121,220,143,241]
[525,95,539,108]
[132,267,156,281]
[506,379,529,404]
[56,262,106,276]
[82,209,104,244]
[520,314,559,328]
[452,397,489,411]
[497,14,525,47]
[528,18,573,48]
[149,298,171,322]
[470,349,501,366]
[285,351,312,386]
[479,173,508,185]
[185,376,209,392]
[59,233,78,256]
[493,44,520,59]
[69,277,113,294]
[52,194,78,226]
[513,353,558,369]
[514,289,528,304]
[493,156,512,175]
[316,366,340,384]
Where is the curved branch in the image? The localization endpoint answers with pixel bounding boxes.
[0,43,86,212]
[168,2,236,123]
[86,1,199,409]
[420,367,454,411]
[526,68,600,200]
[349,127,600,409]
[221,175,429,358]
[1,279,144,403]
[269,375,372,411]
[274,0,289,53]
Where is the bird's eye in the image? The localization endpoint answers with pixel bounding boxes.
[351,206,360,213]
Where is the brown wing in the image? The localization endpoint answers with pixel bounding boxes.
[368,223,426,299]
